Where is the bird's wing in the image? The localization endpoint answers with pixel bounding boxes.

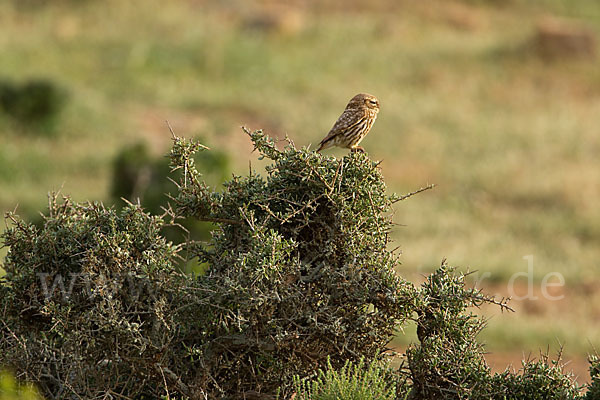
[319,108,363,145]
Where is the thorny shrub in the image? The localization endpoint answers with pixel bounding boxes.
[0,198,188,398]
[170,129,418,398]
[0,129,594,399]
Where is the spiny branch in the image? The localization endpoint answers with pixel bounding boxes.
[393,184,436,203]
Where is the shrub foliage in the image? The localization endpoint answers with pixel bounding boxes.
[0,197,187,398]
[491,352,582,400]
[1,130,417,398]
[0,129,592,399]
[585,355,600,400]
[110,139,230,265]
[406,263,496,398]
[405,263,583,400]
[170,130,416,397]
[0,78,66,131]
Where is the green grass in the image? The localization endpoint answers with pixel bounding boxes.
[1,0,599,358]
[0,370,41,400]
[293,357,399,400]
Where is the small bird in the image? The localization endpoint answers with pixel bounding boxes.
[317,93,380,153]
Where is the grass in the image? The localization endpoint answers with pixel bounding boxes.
[293,357,399,400]
[1,0,599,359]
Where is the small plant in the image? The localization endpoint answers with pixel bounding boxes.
[292,356,402,400]
[0,371,40,400]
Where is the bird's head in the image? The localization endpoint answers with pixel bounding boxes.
[347,93,380,111]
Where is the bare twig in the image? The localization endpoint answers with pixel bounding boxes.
[157,365,171,400]
[198,216,243,225]
[392,184,436,203]
[166,120,177,140]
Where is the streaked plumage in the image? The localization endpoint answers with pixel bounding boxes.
[317,93,380,153]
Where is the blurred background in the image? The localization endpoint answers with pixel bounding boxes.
[1,0,599,383]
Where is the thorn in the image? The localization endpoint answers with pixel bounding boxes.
[166,120,177,139]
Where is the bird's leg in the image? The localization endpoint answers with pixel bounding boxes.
[350,146,365,153]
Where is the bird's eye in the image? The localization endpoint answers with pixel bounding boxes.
[369,100,377,105]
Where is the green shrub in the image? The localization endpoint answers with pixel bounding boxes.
[111,140,229,269]
[111,140,229,209]
[170,129,417,397]
[405,262,583,400]
[292,356,403,400]
[1,130,421,398]
[0,196,188,398]
[0,129,591,399]
[491,352,582,400]
[0,78,66,131]
[584,354,600,400]
[406,263,502,399]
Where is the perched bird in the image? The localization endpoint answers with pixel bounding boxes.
[317,93,380,153]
